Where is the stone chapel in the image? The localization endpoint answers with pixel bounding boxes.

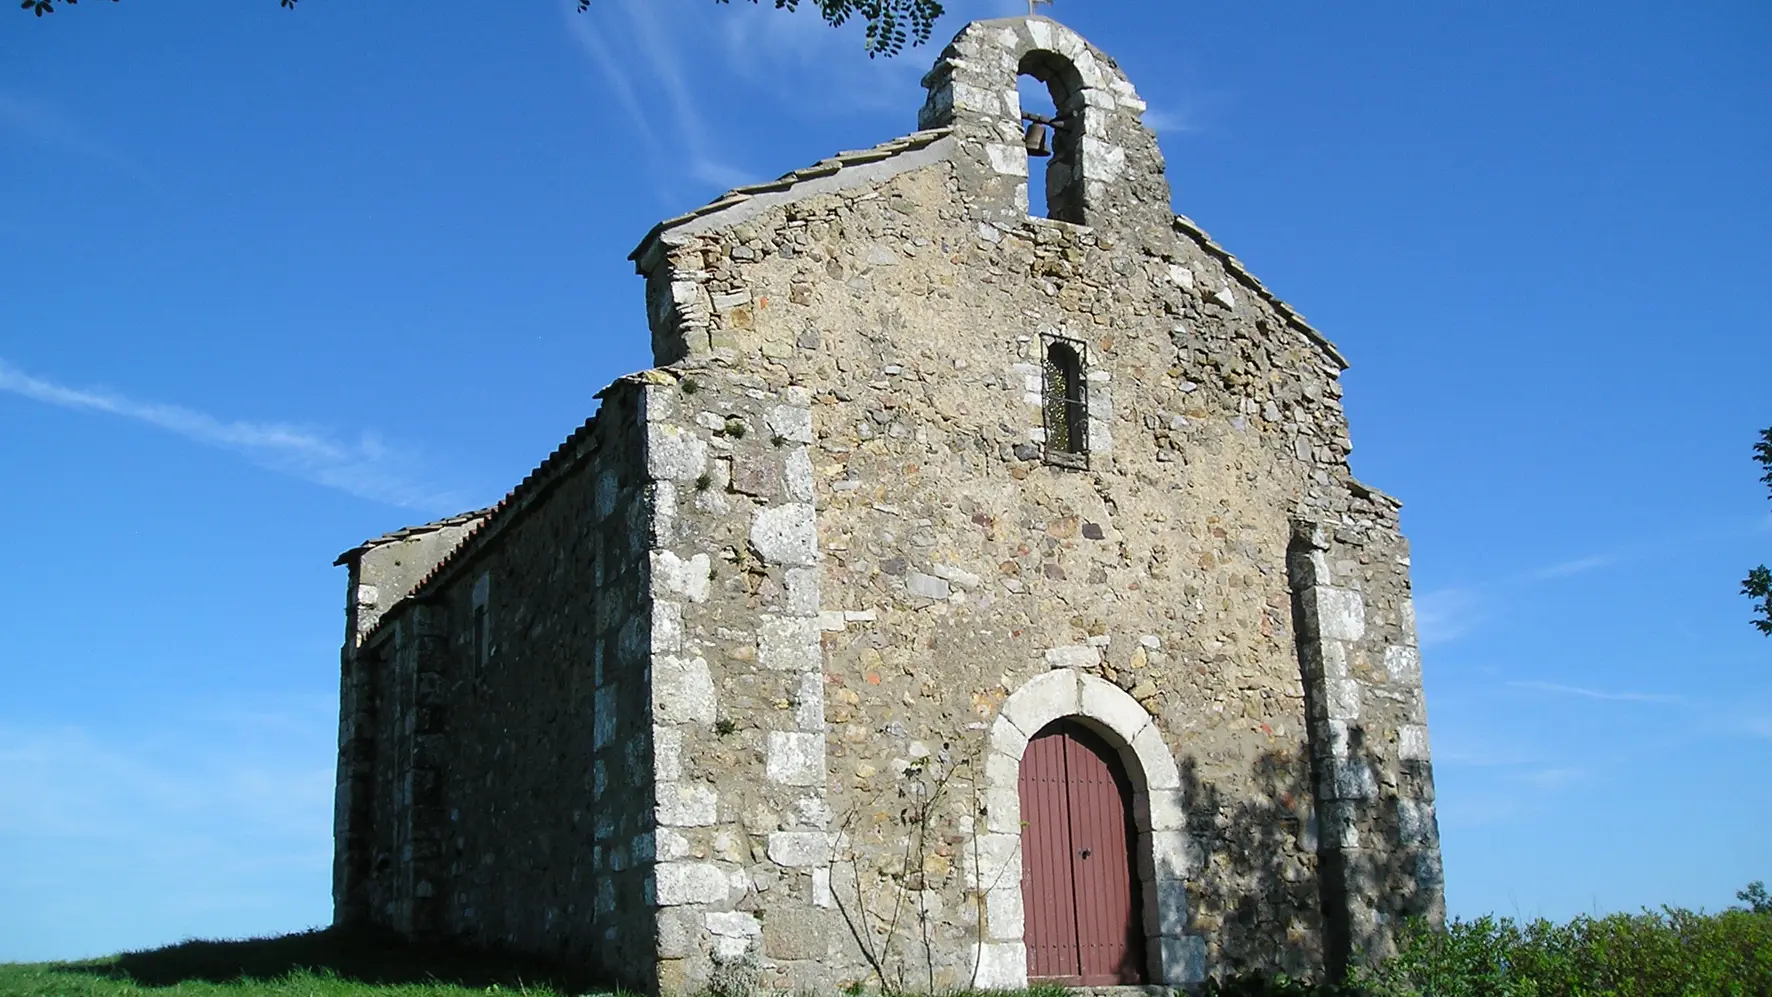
[331,16,1444,995]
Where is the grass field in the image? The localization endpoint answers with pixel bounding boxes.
[0,966,559,997]
[0,932,1074,997]
[0,929,589,997]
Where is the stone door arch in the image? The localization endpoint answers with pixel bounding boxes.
[970,668,1205,988]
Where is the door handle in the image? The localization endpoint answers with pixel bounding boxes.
[1078,848,1092,859]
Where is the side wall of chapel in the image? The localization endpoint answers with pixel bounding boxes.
[333,388,662,993]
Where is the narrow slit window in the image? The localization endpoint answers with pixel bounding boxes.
[1042,336,1088,466]
[471,571,491,686]
[472,605,488,676]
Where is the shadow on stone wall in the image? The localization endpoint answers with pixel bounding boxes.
[51,927,609,993]
[1175,748,1325,980]
[1334,743,1444,975]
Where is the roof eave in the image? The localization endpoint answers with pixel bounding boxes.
[1171,213,1350,372]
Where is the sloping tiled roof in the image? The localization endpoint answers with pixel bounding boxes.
[333,509,492,567]
[353,370,673,646]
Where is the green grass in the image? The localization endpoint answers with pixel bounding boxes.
[0,964,558,996]
[0,928,587,996]
[0,931,1081,997]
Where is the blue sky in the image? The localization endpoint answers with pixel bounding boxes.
[2,0,1768,964]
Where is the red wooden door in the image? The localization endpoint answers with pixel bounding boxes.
[1019,720,1146,985]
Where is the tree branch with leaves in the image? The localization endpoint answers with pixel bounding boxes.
[22,0,948,57]
[1744,427,1772,636]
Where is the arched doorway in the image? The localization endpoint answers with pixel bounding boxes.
[1020,719,1147,985]
[972,668,1202,989]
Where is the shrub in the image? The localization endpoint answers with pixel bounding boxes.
[1200,970,1370,996]
[1356,893,1772,997]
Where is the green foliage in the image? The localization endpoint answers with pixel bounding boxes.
[1747,427,1772,636]
[582,0,947,57]
[1355,898,1772,997]
[20,0,946,58]
[1744,565,1772,636]
[0,928,600,996]
[0,964,562,995]
[22,0,295,14]
[1200,970,1368,997]
[1738,881,1771,915]
[1754,429,1772,496]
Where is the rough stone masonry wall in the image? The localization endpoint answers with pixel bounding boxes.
[336,385,662,992]
[1289,506,1443,975]
[333,524,481,927]
[646,166,1337,987]
[335,516,483,933]
[629,16,1441,985]
[631,368,838,997]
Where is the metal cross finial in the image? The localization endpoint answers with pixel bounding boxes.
[1028,0,1051,17]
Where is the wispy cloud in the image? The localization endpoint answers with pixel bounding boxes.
[559,0,1209,203]
[558,0,1008,202]
[1507,680,1684,705]
[563,12,666,163]
[0,89,135,174]
[1416,586,1484,647]
[1521,765,1586,789]
[1525,554,1619,581]
[563,0,752,202]
[0,703,335,960]
[0,358,460,512]
[711,0,932,114]
[1698,691,1772,742]
[1139,108,1185,134]
[0,704,334,844]
[1417,547,1632,647]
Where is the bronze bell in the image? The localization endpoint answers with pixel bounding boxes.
[1023,120,1053,158]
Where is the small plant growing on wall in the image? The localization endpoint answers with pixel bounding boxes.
[824,736,1002,994]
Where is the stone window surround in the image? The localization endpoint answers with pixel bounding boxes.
[973,668,1205,988]
[1039,332,1089,469]
[1016,330,1112,462]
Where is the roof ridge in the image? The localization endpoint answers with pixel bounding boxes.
[334,508,494,566]
[353,369,677,646]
